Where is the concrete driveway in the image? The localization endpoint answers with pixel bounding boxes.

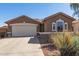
[0,37,44,56]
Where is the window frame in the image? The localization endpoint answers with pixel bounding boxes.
[64,23,68,30]
[52,22,56,31]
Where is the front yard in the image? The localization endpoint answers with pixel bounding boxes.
[40,32,79,56]
[0,32,79,56]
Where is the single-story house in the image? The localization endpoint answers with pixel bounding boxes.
[0,12,78,37]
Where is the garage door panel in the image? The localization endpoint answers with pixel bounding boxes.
[12,32,36,36]
[12,26,36,32]
[12,24,37,37]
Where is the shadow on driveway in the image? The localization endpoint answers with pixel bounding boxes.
[28,37,40,44]
[28,36,48,44]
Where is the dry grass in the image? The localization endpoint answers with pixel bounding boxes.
[50,32,79,56]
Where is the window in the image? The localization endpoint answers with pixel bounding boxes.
[65,23,68,30]
[52,22,56,31]
[53,24,55,30]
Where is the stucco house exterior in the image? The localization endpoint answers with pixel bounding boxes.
[0,12,78,37]
[43,12,75,32]
[5,15,40,37]
[72,20,79,32]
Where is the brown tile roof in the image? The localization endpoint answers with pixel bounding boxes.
[43,12,76,22]
[5,15,41,24]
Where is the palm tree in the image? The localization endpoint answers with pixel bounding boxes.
[70,3,79,18]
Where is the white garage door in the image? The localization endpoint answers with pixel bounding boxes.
[11,23,37,37]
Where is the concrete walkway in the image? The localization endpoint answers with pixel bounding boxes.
[0,37,44,56]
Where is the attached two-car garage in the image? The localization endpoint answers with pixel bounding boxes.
[11,23,37,37]
[5,15,40,37]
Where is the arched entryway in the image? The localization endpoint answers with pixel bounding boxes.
[52,19,68,32]
[56,19,64,32]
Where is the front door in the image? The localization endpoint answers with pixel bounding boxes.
[56,22,64,32]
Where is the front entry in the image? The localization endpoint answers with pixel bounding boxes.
[57,21,64,32]
[52,19,68,32]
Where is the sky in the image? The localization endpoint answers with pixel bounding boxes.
[0,3,74,26]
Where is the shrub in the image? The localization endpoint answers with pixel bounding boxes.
[50,32,79,56]
[75,32,79,36]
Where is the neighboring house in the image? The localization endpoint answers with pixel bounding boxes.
[72,20,79,32]
[0,12,78,37]
[0,26,7,38]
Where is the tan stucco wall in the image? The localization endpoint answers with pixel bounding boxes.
[43,14,74,32]
[72,21,79,32]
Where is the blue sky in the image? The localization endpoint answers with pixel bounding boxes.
[0,3,74,26]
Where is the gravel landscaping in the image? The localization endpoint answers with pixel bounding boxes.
[40,43,61,56]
